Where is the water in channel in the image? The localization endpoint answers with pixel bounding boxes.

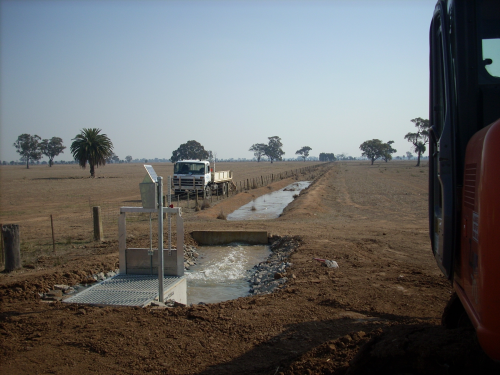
[227,181,311,221]
[186,244,270,305]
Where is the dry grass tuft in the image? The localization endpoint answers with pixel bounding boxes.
[251,205,256,211]
[217,209,227,220]
[201,200,211,210]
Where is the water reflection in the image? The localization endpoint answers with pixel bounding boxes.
[227,181,311,221]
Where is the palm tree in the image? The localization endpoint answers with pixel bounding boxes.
[70,128,113,177]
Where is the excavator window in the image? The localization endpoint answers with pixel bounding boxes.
[482,40,500,78]
[477,0,500,82]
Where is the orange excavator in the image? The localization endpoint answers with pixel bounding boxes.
[429,0,500,360]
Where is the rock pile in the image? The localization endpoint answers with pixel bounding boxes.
[184,244,199,270]
[248,235,300,296]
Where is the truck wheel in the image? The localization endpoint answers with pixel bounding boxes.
[442,292,472,328]
[204,186,211,199]
[221,182,227,196]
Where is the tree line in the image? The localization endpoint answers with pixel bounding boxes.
[14,118,428,177]
[359,117,430,166]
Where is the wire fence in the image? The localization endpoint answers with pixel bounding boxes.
[1,164,323,267]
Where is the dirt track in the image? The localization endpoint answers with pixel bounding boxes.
[1,161,499,374]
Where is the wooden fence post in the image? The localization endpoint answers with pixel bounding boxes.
[93,206,104,242]
[50,215,56,252]
[2,224,21,272]
[0,223,3,267]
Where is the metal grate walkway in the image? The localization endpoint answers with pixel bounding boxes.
[63,274,184,307]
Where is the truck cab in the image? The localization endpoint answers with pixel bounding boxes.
[429,0,500,360]
[173,160,211,195]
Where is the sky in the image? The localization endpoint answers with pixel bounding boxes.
[0,0,438,163]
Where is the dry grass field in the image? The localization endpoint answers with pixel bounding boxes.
[1,160,498,374]
[0,161,320,268]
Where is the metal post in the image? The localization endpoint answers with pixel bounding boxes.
[168,176,172,256]
[157,176,164,303]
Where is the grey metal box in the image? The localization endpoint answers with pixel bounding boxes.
[139,182,157,209]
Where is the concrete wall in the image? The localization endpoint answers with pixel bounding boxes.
[191,230,268,245]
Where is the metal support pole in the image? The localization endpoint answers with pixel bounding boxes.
[168,176,172,256]
[157,176,164,303]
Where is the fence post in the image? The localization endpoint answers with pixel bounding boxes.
[50,215,56,252]
[93,206,104,242]
[196,190,199,208]
[2,224,21,272]
[0,223,3,267]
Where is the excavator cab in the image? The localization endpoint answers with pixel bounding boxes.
[429,0,500,360]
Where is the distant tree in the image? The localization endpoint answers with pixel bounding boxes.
[125,155,132,163]
[381,140,397,162]
[105,152,116,163]
[264,136,285,163]
[404,117,430,166]
[406,151,413,160]
[40,137,65,167]
[70,128,114,178]
[249,143,267,162]
[359,139,386,165]
[295,146,312,162]
[319,153,336,162]
[170,140,209,163]
[13,134,42,169]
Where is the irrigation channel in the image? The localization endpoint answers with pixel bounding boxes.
[187,181,311,304]
[227,181,311,220]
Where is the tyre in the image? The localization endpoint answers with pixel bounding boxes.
[204,186,212,199]
[442,292,472,328]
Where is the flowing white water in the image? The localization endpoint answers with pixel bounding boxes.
[186,244,270,305]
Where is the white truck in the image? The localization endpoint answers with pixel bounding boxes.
[172,160,233,197]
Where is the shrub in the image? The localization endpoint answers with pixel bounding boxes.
[217,210,227,220]
[201,200,211,210]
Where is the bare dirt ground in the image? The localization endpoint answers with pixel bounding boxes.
[1,161,499,374]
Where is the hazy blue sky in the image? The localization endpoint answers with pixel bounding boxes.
[1,0,437,162]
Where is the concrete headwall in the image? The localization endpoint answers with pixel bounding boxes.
[191,231,268,245]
